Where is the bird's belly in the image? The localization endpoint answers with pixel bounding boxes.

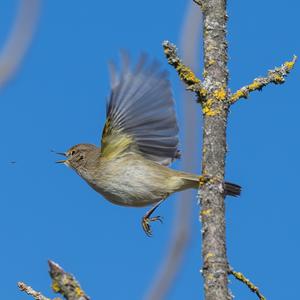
[90,181,161,207]
[87,166,167,207]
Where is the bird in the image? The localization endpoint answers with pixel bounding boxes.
[56,53,241,236]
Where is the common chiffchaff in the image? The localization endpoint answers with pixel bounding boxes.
[57,54,241,235]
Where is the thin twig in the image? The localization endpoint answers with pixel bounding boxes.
[230,56,297,104]
[18,282,53,300]
[162,41,203,93]
[48,260,90,300]
[229,267,266,300]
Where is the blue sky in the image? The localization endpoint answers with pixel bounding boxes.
[1,1,300,299]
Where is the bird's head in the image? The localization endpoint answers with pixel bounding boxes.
[56,143,98,171]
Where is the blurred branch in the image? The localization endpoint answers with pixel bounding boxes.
[144,3,202,300]
[18,282,53,300]
[230,56,297,104]
[229,267,266,300]
[0,0,40,88]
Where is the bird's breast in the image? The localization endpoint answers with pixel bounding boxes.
[81,156,175,207]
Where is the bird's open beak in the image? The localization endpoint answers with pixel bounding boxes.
[53,150,67,164]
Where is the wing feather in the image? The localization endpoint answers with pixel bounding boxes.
[101,53,180,165]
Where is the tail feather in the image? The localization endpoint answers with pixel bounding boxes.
[224,182,241,197]
[178,172,241,197]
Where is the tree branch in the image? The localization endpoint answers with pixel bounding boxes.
[229,267,266,300]
[197,1,230,299]
[18,261,90,300]
[163,41,204,93]
[48,260,90,300]
[230,55,297,104]
[164,1,296,299]
[18,282,53,300]
[164,2,231,297]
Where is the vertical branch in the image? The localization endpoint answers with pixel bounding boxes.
[165,0,295,298]
[197,0,230,300]
[164,1,231,298]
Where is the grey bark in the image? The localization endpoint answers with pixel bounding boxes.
[199,1,230,300]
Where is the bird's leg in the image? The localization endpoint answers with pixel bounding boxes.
[199,174,211,186]
[142,199,166,236]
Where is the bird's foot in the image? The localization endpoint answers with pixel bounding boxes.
[199,174,211,186]
[141,215,163,237]
[141,199,166,236]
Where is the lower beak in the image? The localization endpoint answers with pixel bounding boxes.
[56,159,66,164]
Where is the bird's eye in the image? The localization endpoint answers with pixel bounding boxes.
[70,150,76,156]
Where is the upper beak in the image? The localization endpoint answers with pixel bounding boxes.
[55,152,67,156]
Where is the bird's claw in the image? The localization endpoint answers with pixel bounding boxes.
[141,215,163,237]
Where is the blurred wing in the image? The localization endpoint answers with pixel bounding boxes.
[100,53,180,165]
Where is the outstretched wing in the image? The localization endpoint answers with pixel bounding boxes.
[100,53,180,166]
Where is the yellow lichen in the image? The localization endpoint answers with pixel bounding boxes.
[202,106,209,114]
[199,175,208,186]
[207,59,216,66]
[206,98,213,107]
[202,98,221,116]
[273,74,284,83]
[199,88,208,97]
[75,287,85,297]
[177,64,200,84]
[284,58,296,70]
[52,282,60,293]
[205,252,214,261]
[236,89,247,98]
[206,109,220,116]
[202,106,217,116]
[230,89,247,102]
[213,88,227,101]
[203,106,220,116]
[207,274,214,281]
[248,81,262,91]
[201,209,212,216]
